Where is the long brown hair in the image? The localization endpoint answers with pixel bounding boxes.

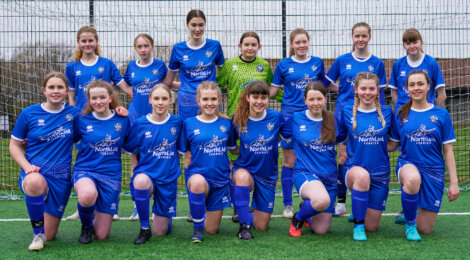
[398,70,431,123]
[81,80,121,115]
[351,72,385,132]
[289,28,309,57]
[304,82,336,144]
[196,81,227,119]
[42,72,68,89]
[233,81,270,133]
[351,22,371,51]
[73,26,101,61]
[402,28,423,44]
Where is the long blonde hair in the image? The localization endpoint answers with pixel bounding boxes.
[81,80,121,115]
[196,81,227,119]
[351,72,385,132]
[73,26,101,61]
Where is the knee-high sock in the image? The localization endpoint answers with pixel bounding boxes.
[25,194,45,235]
[77,202,95,228]
[234,186,250,225]
[248,212,254,227]
[134,188,150,228]
[296,199,320,221]
[281,166,294,207]
[401,189,419,226]
[229,178,235,208]
[188,191,205,230]
[337,164,347,203]
[351,189,368,227]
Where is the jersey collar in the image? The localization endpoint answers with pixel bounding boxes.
[41,102,65,113]
[291,56,311,63]
[305,110,322,121]
[196,115,218,123]
[80,56,99,66]
[248,110,267,121]
[146,113,171,124]
[411,104,434,112]
[186,39,207,50]
[407,53,425,68]
[92,110,115,120]
[136,59,154,68]
[351,52,372,62]
[357,107,377,113]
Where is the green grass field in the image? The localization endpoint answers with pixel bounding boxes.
[1,191,469,259]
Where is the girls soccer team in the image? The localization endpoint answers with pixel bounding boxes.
[10,9,459,250]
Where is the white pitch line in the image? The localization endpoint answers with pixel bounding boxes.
[1,212,470,222]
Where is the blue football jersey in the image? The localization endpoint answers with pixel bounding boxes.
[123,59,168,121]
[284,110,345,185]
[127,113,182,183]
[339,105,394,179]
[179,116,236,187]
[325,53,387,115]
[391,105,455,172]
[11,103,80,179]
[272,56,325,109]
[65,56,124,110]
[168,39,224,94]
[388,54,445,110]
[73,111,131,179]
[232,109,289,185]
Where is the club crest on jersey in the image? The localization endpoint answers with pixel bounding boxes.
[87,125,93,132]
[205,50,213,58]
[38,119,45,126]
[311,65,317,72]
[76,70,81,76]
[170,127,177,136]
[152,69,159,75]
[368,65,374,72]
[266,122,274,131]
[430,115,439,123]
[114,123,122,132]
[257,65,264,72]
[346,64,352,70]
[183,55,189,61]
[232,65,238,70]
[145,131,152,138]
[288,68,294,73]
[98,67,105,73]
[400,71,406,77]
[219,125,227,133]
[66,113,74,121]
[300,125,306,132]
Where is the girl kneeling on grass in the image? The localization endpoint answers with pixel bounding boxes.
[179,82,236,243]
[73,80,132,244]
[10,72,80,251]
[338,72,395,241]
[287,82,346,237]
[231,81,289,239]
[389,70,459,241]
[127,84,183,244]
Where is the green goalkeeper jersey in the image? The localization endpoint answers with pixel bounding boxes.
[217,56,274,116]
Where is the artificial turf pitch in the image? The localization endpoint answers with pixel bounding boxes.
[1,191,469,259]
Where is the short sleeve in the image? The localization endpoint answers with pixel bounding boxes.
[216,62,229,88]
[110,61,124,86]
[388,61,399,89]
[442,111,456,144]
[215,42,225,67]
[177,120,188,154]
[266,63,274,85]
[325,57,340,84]
[159,61,169,80]
[123,63,132,85]
[11,110,28,141]
[227,121,236,149]
[124,120,139,154]
[336,111,347,144]
[431,60,446,89]
[272,61,284,87]
[65,62,76,90]
[390,114,400,142]
[279,113,291,141]
[122,117,134,153]
[168,45,180,71]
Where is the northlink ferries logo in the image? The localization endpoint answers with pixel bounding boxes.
[185,61,212,78]
[243,134,275,154]
[89,134,120,155]
[353,125,385,144]
[291,74,316,90]
[303,138,333,152]
[39,126,72,142]
[135,78,160,95]
[78,76,100,93]
[199,135,227,156]
[147,138,176,158]
[406,124,437,144]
